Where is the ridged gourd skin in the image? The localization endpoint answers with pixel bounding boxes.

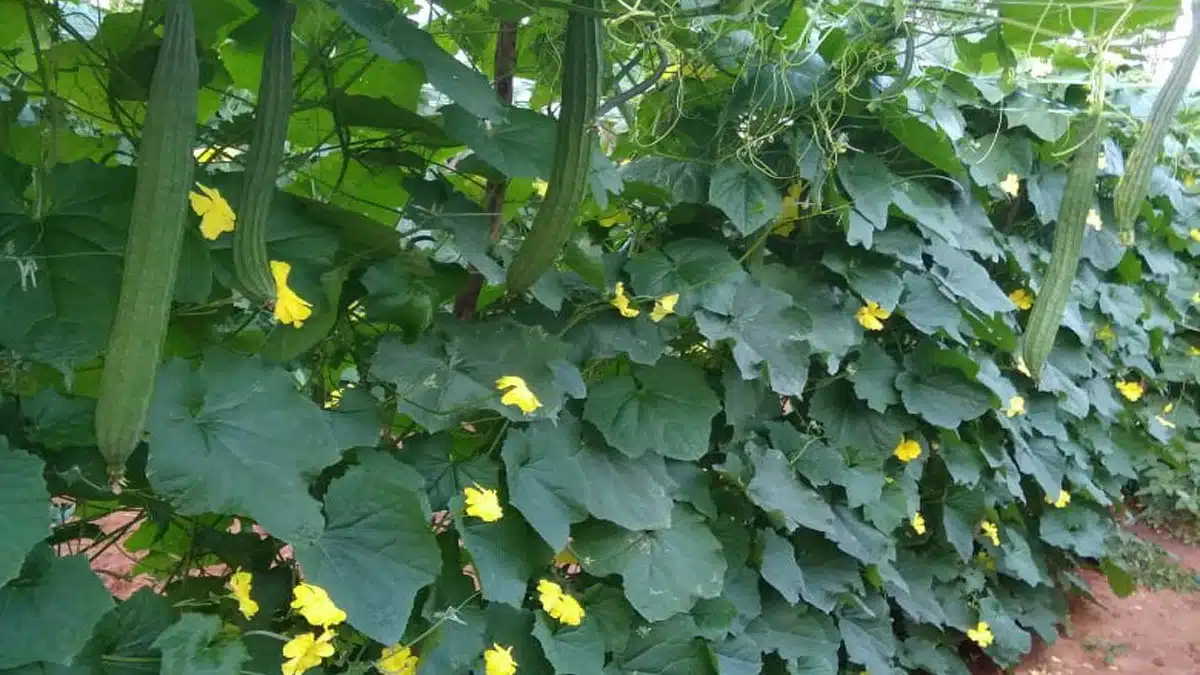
[504,0,602,294]
[233,0,296,302]
[1113,0,1200,245]
[94,0,199,488]
[1021,114,1103,381]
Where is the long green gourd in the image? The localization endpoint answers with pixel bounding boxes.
[1021,113,1103,380]
[505,0,602,294]
[1113,0,1200,245]
[94,0,199,488]
[233,0,296,302]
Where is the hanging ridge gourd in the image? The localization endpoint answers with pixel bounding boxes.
[233,0,296,302]
[505,0,602,294]
[1021,113,1104,380]
[94,0,199,490]
[1113,0,1200,246]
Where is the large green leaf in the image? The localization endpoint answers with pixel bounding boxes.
[1000,0,1177,48]
[147,350,340,543]
[532,613,605,675]
[807,380,914,457]
[895,359,993,429]
[576,430,675,531]
[838,594,898,675]
[0,547,114,670]
[849,341,900,412]
[0,442,48,587]
[73,589,175,675]
[583,358,720,461]
[501,417,589,550]
[154,615,248,675]
[759,531,858,613]
[333,0,504,121]
[745,442,835,535]
[618,615,715,675]
[1039,507,1109,558]
[402,433,501,511]
[708,163,782,236]
[573,506,726,622]
[626,239,748,317]
[744,592,839,675]
[458,506,550,607]
[442,105,555,180]
[292,452,440,645]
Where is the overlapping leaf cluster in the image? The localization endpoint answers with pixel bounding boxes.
[0,1,1197,675]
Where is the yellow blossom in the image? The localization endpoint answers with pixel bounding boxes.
[967,621,994,648]
[281,630,335,675]
[893,437,921,463]
[773,183,803,236]
[1086,209,1103,231]
[1096,324,1116,341]
[650,293,679,322]
[910,512,926,535]
[532,179,549,198]
[1008,288,1033,310]
[189,183,236,240]
[975,551,997,571]
[1003,395,1025,418]
[271,260,313,328]
[1194,292,1200,304]
[291,583,347,628]
[999,173,1020,198]
[1191,345,1200,356]
[495,376,541,414]
[464,484,504,522]
[1156,402,1177,429]
[1190,228,1200,242]
[1045,490,1070,508]
[537,579,586,626]
[855,300,890,331]
[229,570,259,620]
[484,644,518,675]
[980,520,1000,547]
[1115,380,1144,402]
[378,644,419,675]
[611,282,640,318]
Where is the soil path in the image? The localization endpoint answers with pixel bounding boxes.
[1009,524,1200,675]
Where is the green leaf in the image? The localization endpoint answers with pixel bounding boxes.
[147,350,339,543]
[626,239,748,317]
[695,279,812,397]
[532,613,605,675]
[619,615,714,675]
[744,592,839,675]
[0,547,114,670]
[580,585,635,654]
[502,417,589,550]
[822,249,904,312]
[807,380,914,457]
[154,614,248,675]
[761,531,860,613]
[838,594,898,675]
[324,387,384,451]
[745,442,835,535]
[573,506,726,622]
[484,606,553,675]
[998,528,1049,587]
[942,486,985,561]
[880,102,964,177]
[895,362,993,429]
[836,154,894,247]
[0,443,48,587]
[333,0,504,121]
[900,635,970,675]
[708,163,781,236]
[1039,507,1109,559]
[927,241,1014,316]
[826,506,895,565]
[74,588,174,675]
[417,605,486,675]
[442,105,555,180]
[849,342,900,412]
[711,635,762,675]
[620,159,710,205]
[371,321,582,432]
[21,389,95,449]
[260,267,348,363]
[999,0,1176,48]
[977,595,1031,667]
[565,315,669,366]
[898,273,967,342]
[292,452,440,645]
[403,433,501,512]
[583,358,720,461]
[458,506,550,607]
[576,430,675,531]
[958,133,1032,186]
[884,551,949,627]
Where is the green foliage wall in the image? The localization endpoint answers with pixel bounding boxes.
[0,1,1197,675]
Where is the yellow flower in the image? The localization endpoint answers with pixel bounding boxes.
[1086,209,1103,231]
[1003,395,1025,418]
[910,512,926,535]
[1045,490,1071,508]
[975,551,997,571]
[967,621,994,648]
[650,293,679,322]
[464,484,504,522]
[980,520,1000,547]
[378,644,419,675]
[495,376,541,414]
[611,282,639,318]
[1190,228,1200,242]
[271,260,313,327]
[773,183,803,236]
[291,583,347,628]
[1190,345,1200,356]
[532,179,549,198]
[999,173,1020,198]
[189,183,236,240]
[1096,324,1116,341]
[281,630,335,675]
[893,437,922,463]
[1194,292,1200,304]
[855,300,890,331]
[537,579,585,626]
[229,570,259,620]
[1155,402,1177,429]
[1115,380,1144,402]
[484,644,518,675]
[1008,288,1033,310]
